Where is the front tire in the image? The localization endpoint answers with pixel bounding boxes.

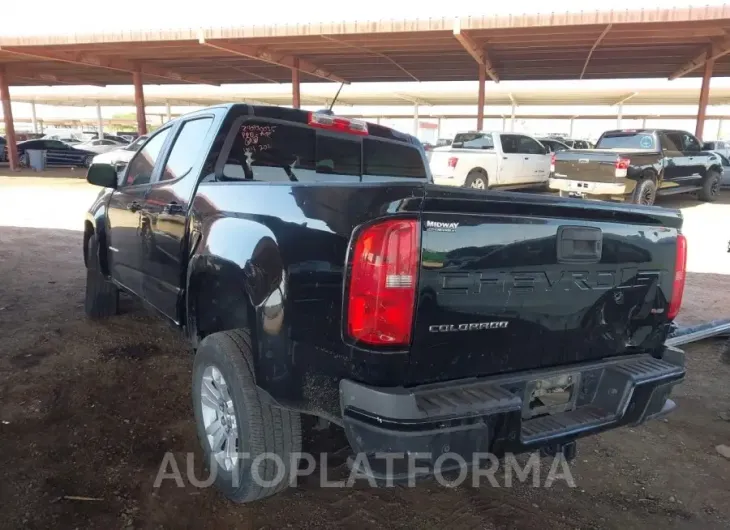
[464,170,488,190]
[698,169,722,202]
[192,329,302,503]
[629,178,657,206]
[84,234,119,318]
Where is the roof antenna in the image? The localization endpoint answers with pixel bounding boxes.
[329,82,345,111]
[315,82,345,116]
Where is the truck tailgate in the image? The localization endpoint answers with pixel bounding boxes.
[408,186,682,385]
[554,149,651,182]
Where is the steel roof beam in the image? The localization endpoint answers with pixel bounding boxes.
[198,36,347,84]
[614,92,639,105]
[0,47,219,85]
[453,19,499,83]
[669,33,730,80]
[9,70,105,87]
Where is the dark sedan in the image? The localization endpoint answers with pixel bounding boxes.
[537,137,571,153]
[15,139,97,168]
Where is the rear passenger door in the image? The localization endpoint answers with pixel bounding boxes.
[658,132,685,184]
[662,131,695,184]
[140,116,215,321]
[497,134,524,185]
[679,132,704,183]
[516,135,549,184]
[106,126,172,296]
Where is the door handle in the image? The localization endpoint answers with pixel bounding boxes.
[502,156,508,160]
[127,201,141,213]
[163,201,184,214]
[524,157,530,160]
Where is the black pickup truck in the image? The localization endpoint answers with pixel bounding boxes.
[550,129,723,205]
[84,105,687,502]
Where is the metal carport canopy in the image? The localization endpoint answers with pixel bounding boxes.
[1,6,730,85]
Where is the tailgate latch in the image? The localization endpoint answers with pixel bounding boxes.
[556,226,603,264]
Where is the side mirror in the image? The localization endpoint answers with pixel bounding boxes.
[87,162,118,188]
[702,142,712,151]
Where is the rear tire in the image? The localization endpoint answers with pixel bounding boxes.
[464,170,488,190]
[192,329,302,503]
[698,169,721,202]
[84,234,119,319]
[629,178,657,206]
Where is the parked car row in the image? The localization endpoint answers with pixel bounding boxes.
[427,127,728,203]
[1,134,139,168]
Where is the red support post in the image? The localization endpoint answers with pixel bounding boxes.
[0,66,19,171]
[292,58,301,109]
[132,69,148,135]
[695,48,714,140]
[477,63,486,131]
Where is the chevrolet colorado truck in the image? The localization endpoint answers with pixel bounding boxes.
[84,105,687,502]
[429,131,551,190]
[550,128,723,205]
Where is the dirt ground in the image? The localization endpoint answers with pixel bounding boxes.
[1,177,729,530]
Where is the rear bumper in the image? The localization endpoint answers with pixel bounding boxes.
[549,178,627,196]
[340,349,684,480]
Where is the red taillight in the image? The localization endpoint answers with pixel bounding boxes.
[615,157,630,177]
[448,157,458,169]
[667,234,687,320]
[308,112,368,136]
[347,219,419,347]
[550,152,556,173]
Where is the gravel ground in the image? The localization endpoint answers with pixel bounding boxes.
[1,177,729,530]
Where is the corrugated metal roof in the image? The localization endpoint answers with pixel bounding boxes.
[1,6,729,85]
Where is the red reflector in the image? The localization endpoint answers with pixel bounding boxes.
[550,152,556,172]
[615,158,630,170]
[308,112,368,135]
[448,157,458,168]
[347,219,419,346]
[667,234,687,320]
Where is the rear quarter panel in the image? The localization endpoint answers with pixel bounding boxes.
[430,148,498,187]
[186,181,425,417]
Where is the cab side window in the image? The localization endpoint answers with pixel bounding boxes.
[516,135,545,155]
[161,118,214,182]
[660,133,681,152]
[681,133,701,152]
[123,128,171,187]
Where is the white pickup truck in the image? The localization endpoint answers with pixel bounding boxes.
[429,131,551,190]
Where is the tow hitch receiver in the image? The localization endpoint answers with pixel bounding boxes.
[540,441,577,462]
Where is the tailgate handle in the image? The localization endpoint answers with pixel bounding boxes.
[557,226,603,264]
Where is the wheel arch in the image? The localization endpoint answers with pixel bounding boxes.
[186,255,258,350]
[465,167,489,187]
[83,210,111,275]
[642,167,659,183]
[708,163,723,176]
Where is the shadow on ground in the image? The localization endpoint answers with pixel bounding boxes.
[1,225,730,530]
